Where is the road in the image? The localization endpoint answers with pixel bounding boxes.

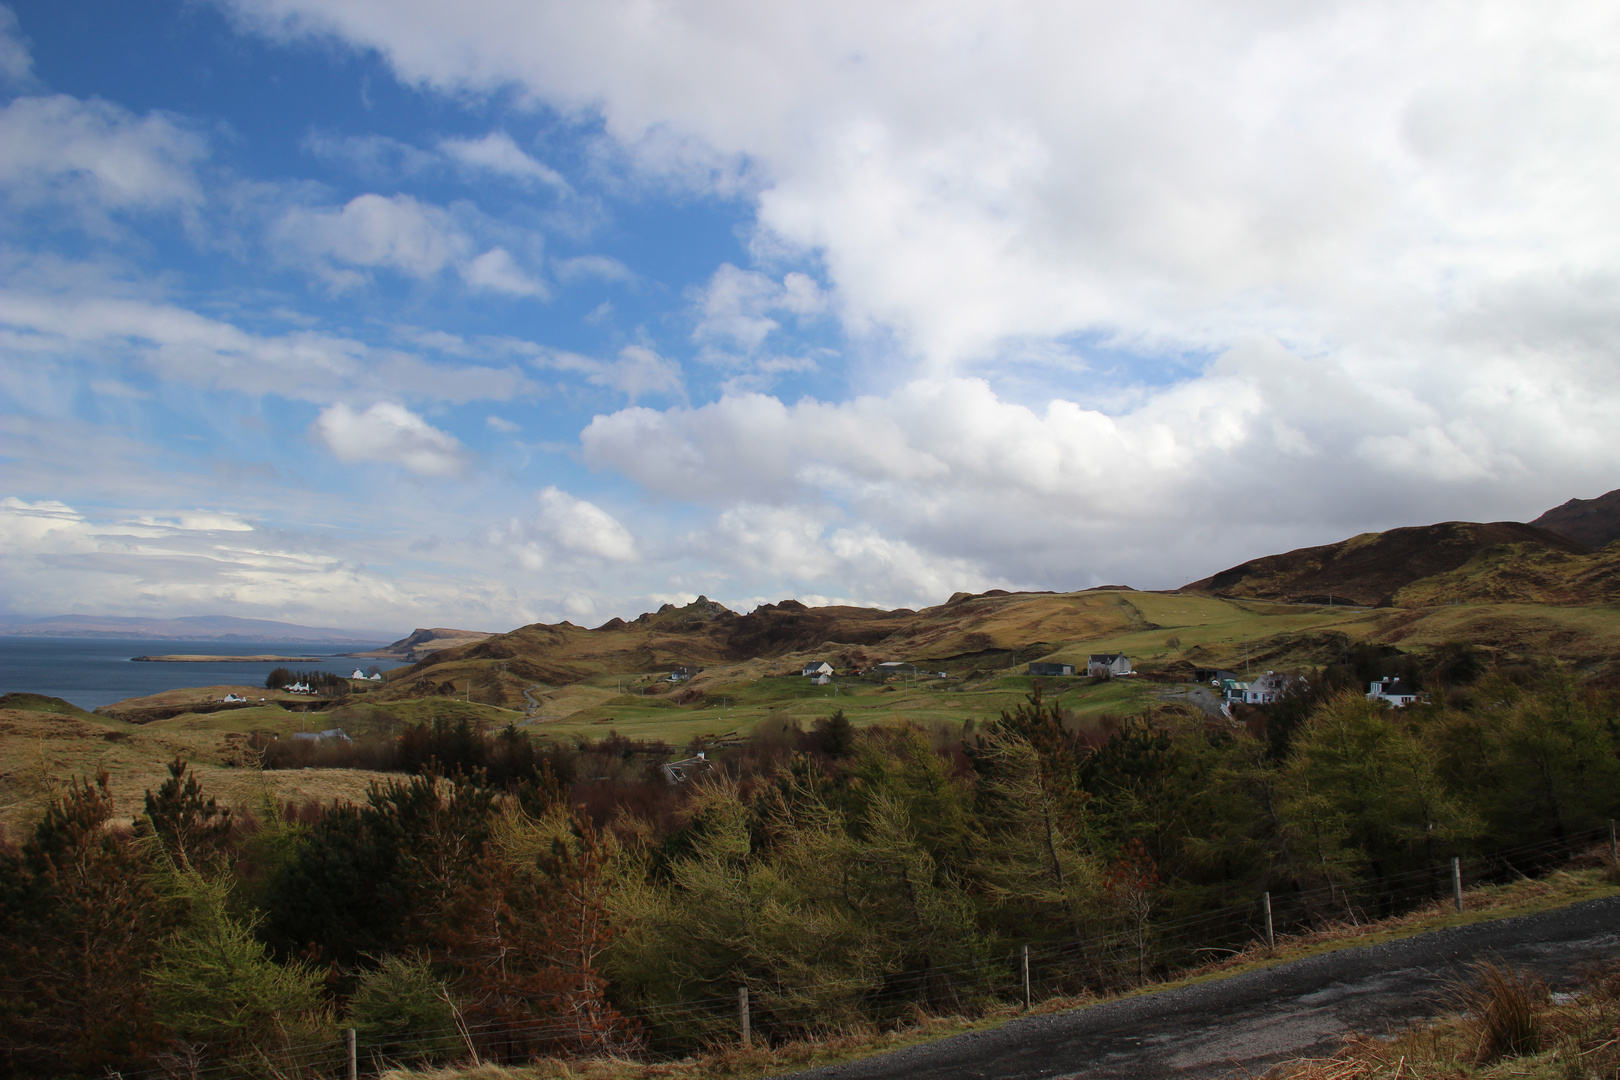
[783,896,1620,1080]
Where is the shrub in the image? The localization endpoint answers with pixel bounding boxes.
[348,954,461,1065]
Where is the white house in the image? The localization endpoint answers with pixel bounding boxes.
[1241,671,1293,705]
[802,661,834,678]
[351,669,366,679]
[1367,677,1422,707]
[1088,653,1133,677]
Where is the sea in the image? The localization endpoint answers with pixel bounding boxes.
[0,638,414,711]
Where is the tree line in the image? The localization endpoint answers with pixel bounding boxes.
[2,663,1617,1077]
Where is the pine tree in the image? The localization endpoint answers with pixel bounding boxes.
[0,773,174,1078]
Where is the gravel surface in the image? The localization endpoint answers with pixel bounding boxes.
[781,895,1620,1080]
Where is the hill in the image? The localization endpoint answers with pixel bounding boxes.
[1531,487,1620,549]
[1180,521,1593,607]
[346,626,495,660]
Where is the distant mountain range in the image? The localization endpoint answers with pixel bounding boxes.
[0,614,396,644]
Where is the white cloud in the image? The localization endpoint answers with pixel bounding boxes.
[0,287,536,404]
[440,131,568,190]
[461,246,548,297]
[693,263,826,350]
[486,414,520,433]
[480,485,638,570]
[535,344,684,402]
[0,93,206,217]
[0,5,33,85]
[272,192,467,285]
[311,401,471,477]
[229,1,1620,372]
[271,192,550,296]
[302,130,439,179]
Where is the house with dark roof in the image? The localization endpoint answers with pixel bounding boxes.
[802,661,834,678]
[1367,677,1422,707]
[1028,662,1076,677]
[1088,653,1133,677]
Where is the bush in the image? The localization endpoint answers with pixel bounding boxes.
[348,954,461,1065]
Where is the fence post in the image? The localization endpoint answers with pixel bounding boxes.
[1022,945,1031,1010]
[1262,891,1274,949]
[1451,856,1463,913]
[1610,820,1617,865]
[346,1028,357,1080]
[738,985,751,1049]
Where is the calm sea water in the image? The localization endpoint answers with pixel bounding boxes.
[0,638,412,710]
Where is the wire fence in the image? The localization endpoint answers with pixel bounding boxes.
[99,823,1617,1080]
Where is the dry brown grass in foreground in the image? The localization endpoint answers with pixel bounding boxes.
[1258,959,1620,1080]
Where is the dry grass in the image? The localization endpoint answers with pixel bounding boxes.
[0,707,390,834]
[1259,959,1620,1080]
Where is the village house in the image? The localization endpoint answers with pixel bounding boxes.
[1367,676,1422,707]
[802,661,834,678]
[666,665,700,683]
[1088,653,1133,677]
[1027,662,1076,676]
[1230,670,1299,705]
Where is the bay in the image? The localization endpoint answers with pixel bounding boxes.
[0,637,412,711]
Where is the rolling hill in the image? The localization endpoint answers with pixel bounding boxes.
[1178,521,1593,607]
[1530,488,1620,549]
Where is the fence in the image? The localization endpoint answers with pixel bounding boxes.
[101,822,1617,1080]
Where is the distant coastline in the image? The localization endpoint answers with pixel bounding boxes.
[130,654,330,663]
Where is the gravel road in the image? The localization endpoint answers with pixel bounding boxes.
[782,896,1620,1080]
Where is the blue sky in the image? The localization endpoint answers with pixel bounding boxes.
[4,0,1619,634]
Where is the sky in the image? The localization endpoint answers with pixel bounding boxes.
[2,0,1619,635]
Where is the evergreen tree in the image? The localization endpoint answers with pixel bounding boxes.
[0,774,174,1078]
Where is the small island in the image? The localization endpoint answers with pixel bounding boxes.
[130,654,329,663]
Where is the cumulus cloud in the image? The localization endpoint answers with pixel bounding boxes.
[481,486,638,570]
[270,192,547,295]
[461,246,548,297]
[312,402,470,477]
[693,263,827,350]
[583,344,1620,590]
[0,94,206,218]
[220,0,1620,594]
[229,1,1620,371]
[440,131,568,190]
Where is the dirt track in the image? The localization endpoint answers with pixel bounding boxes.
[783,896,1620,1080]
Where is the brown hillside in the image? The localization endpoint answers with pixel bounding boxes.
[1392,540,1620,607]
[349,626,494,660]
[1530,487,1620,549]
[1180,521,1590,607]
[375,590,1146,709]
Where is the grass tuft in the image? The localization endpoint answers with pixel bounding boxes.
[1455,960,1545,1063]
